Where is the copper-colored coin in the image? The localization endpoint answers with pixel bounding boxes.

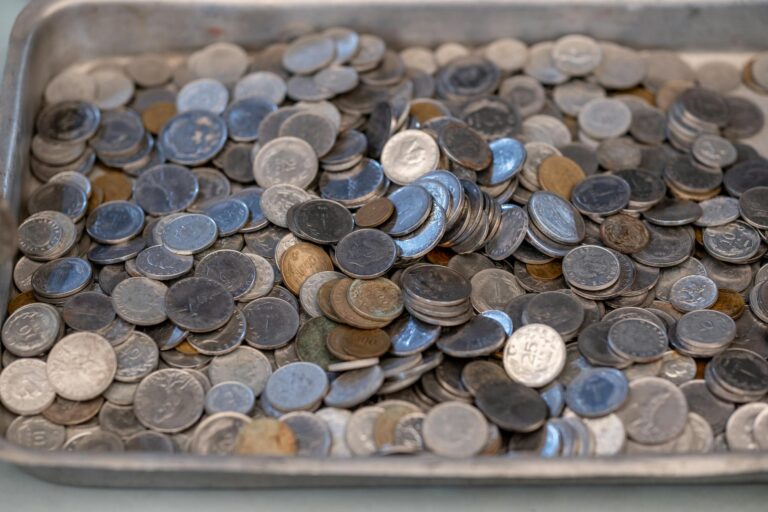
[346,278,403,322]
[330,278,390,329]
[92,171,132,202]
[87,185,105,214]
[620,86,656,106]
[280,243,334,295]
[694,227,704,246]
[325,329,356,361]
[175,340,200,355]
[426,246,453,265]
[42,396,103,426]
[695,359,707,380]
[667,181,721,201]
[655,80,693,112]
[709,289,746,319]
[373,404,416,449]
[742,59,767,95]
[409,99,451,125]
[7,291,36,314]
[141,101,177,134]
[317,279,344,323]
[526,260,563,281]
[537,155,586,200]
[355,197,394,228]
[599,214,650,254]
[328,324,391,359]
[235,418,297,456]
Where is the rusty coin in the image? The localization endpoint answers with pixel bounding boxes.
[600,214,650,254]
[355,197,394,228]
[537,155,586,200]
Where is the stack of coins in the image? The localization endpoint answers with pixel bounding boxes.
[4,30,768,459]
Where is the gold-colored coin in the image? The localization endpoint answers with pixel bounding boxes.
[235,418,297,456]
[655,80,693,112]
[175,340,200,355]
[280,243,334,295]
[329,278,390,329]
[87,185,105,214]
[346,278,403,322]
[619,86,656,106]
[537,155,585,200]
[92,171,132,202]
[409,99,452,125]
[141,101,177,134]
[355,197,394,228]
[426,246,453,266]
[709,289,746,319]
[317,279,344,323]
[373,405,415,449]
[327,324,391,359]
[526,260,563,281]
[7,291,36,315]
[667,181,721,201]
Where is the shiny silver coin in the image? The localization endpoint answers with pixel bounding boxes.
[159,213,218,255]
[87,238,147,265]
[380,185,433,237]
[133,369,205,433]
[205,381,255,416]
[46,332,116,401]
[565,367,629,418]
[253,136,318,189]
[503,323,566,388]
[725,403,768,451]
[570,175,631,216]
[527,191,585,245]
[265,362,329,413]
[607,318,668,363]
[324,365,384,409]
[483,204,528,261]
[31,257,93,299]
[6,415,67,451]
[1,302,61,357]
[669,275,718,312]
[159,110,228,166]
[562,245,621,291]
[189,412,251,455]
[165,277,235,333]
[135,245,193,280]
[134,164,200,216]
[86,200,145,244]
[18,210,78,261]
[177,78,229,114]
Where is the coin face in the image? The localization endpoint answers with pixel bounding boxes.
[280,243,334,295]
[503,324,566,388]
[46,332,117,401]
[165,277,234,332]
[134,369,205,433]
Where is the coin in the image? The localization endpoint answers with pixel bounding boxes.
[133,369,204,433]
[253,136,318,189]
[242,297,300,350]
[616,377,688,444]
[280,243,334,295]
[165,277,234,332]
[265,362,328,413]
[0,359,56,415]
[62,291,115,331]
[2,303,61,357]
[235,417,297,456]
[46,332,116,401]
[537,156,586,200]
[112,277,168,326]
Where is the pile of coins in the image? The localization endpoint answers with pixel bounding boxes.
[2,29,768,458]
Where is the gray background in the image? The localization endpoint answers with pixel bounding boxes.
[0,1,767,510]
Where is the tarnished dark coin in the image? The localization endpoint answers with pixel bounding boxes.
[474,379,548,433]
[335,229,397,279]
[134,163,199,215]
[36,101,101,143]
[242,297,300,350]
[62,291,115,331]
[599,214,650,254]
[165,277,235,333]
[438,120,493,171]
[290,199,354,244]
[159,110,227,165]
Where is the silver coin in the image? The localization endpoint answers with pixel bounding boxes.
[62,291,115,331]
[112,277,168,326]
[36,100,100,143]
[242,297,300,350]
[264,362,328,413]
[387,315,441,356]
[393,203,446,261]
[165,277,234,333]
[196,249,256,299]
[46,332,116,401]
[483,204,528,261]
[279,411,332,456]
[260,184,313,228]
[64,429,124,452]
[1,303,61,357]
[7,415,67,451]
[726,402,768,451]
[570,175,631,216]
[324,365,384,408]
[299,271,345,317]
[283,34,336,75]
[607,318,668,363]
[187,308,246,356]
[133,369,205,433]
[616,376,688,444]
[470,268,525,312]
[190,412,251,455]
[253,136,318,189]
[703,221,761,263]
[381,130,440,185]
[159,110,227,166]
[18,211,78,261]
[205,381,255,416]
[114,332,159,383]
[209,346,273,396]
[335,229,397,279]
[98,402,144,438]
[658,350,697,385]
[28,181,88,222]
[86,200,145,245]
[160,213,218,255]
[578,98,631,139]
[503,323,566,388]
[177,78,229,114]
[31,257,93,299]
[0,359,56,415]
[134,164,200,216]
[345,405,384,456]
[135,245,193,280]
[88,238,147,266]
[238,254,276,302]
[523,291,585,339]
[669,275,718,312]
[527,191,585,245]
[315,407,352,457]
[423,402,487,457]
[565,367,629,417]
[562,245,620,291]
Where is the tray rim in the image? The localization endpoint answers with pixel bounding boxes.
[2,0,768,487]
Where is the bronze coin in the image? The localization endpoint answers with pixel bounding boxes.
[355,197,394,228]
[620,86,656,106]
[709,289,746,319]
[599,214,650,254]
[7,291,36,315]
[92,171,132,202]
[438,119,493,171]
[655,80,693,112]
[325,329,356,361]
[87,185,105,214]
[42,396,104,426]
[346,278,403,322]
[281,243,334,295]
[328,324,391,359]
[667,181,721,201]
[537,155,586,200]
[141,101,177,135]
[526,260,563,281]
[317,279,345,323]
[426,247,453,266]
[330,278,390,329]
[235,418,298,456]
[373,404,417,449]
[175,340,200,355]
[409,99,451,125]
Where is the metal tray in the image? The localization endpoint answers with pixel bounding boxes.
[2,0,768,488]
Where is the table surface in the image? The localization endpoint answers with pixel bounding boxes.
[1,1,768,510]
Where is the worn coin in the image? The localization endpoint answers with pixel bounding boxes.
[165,277,234,332]
[46,332,116,401]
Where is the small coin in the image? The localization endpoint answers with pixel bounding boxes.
[62,291,115,331]
[565,367,629,417]
[265,362,329,413]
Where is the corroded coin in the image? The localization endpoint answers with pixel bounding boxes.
[165,277,234,332]
[235,418,297,456]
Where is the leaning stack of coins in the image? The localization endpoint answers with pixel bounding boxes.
[3,30,768,458]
